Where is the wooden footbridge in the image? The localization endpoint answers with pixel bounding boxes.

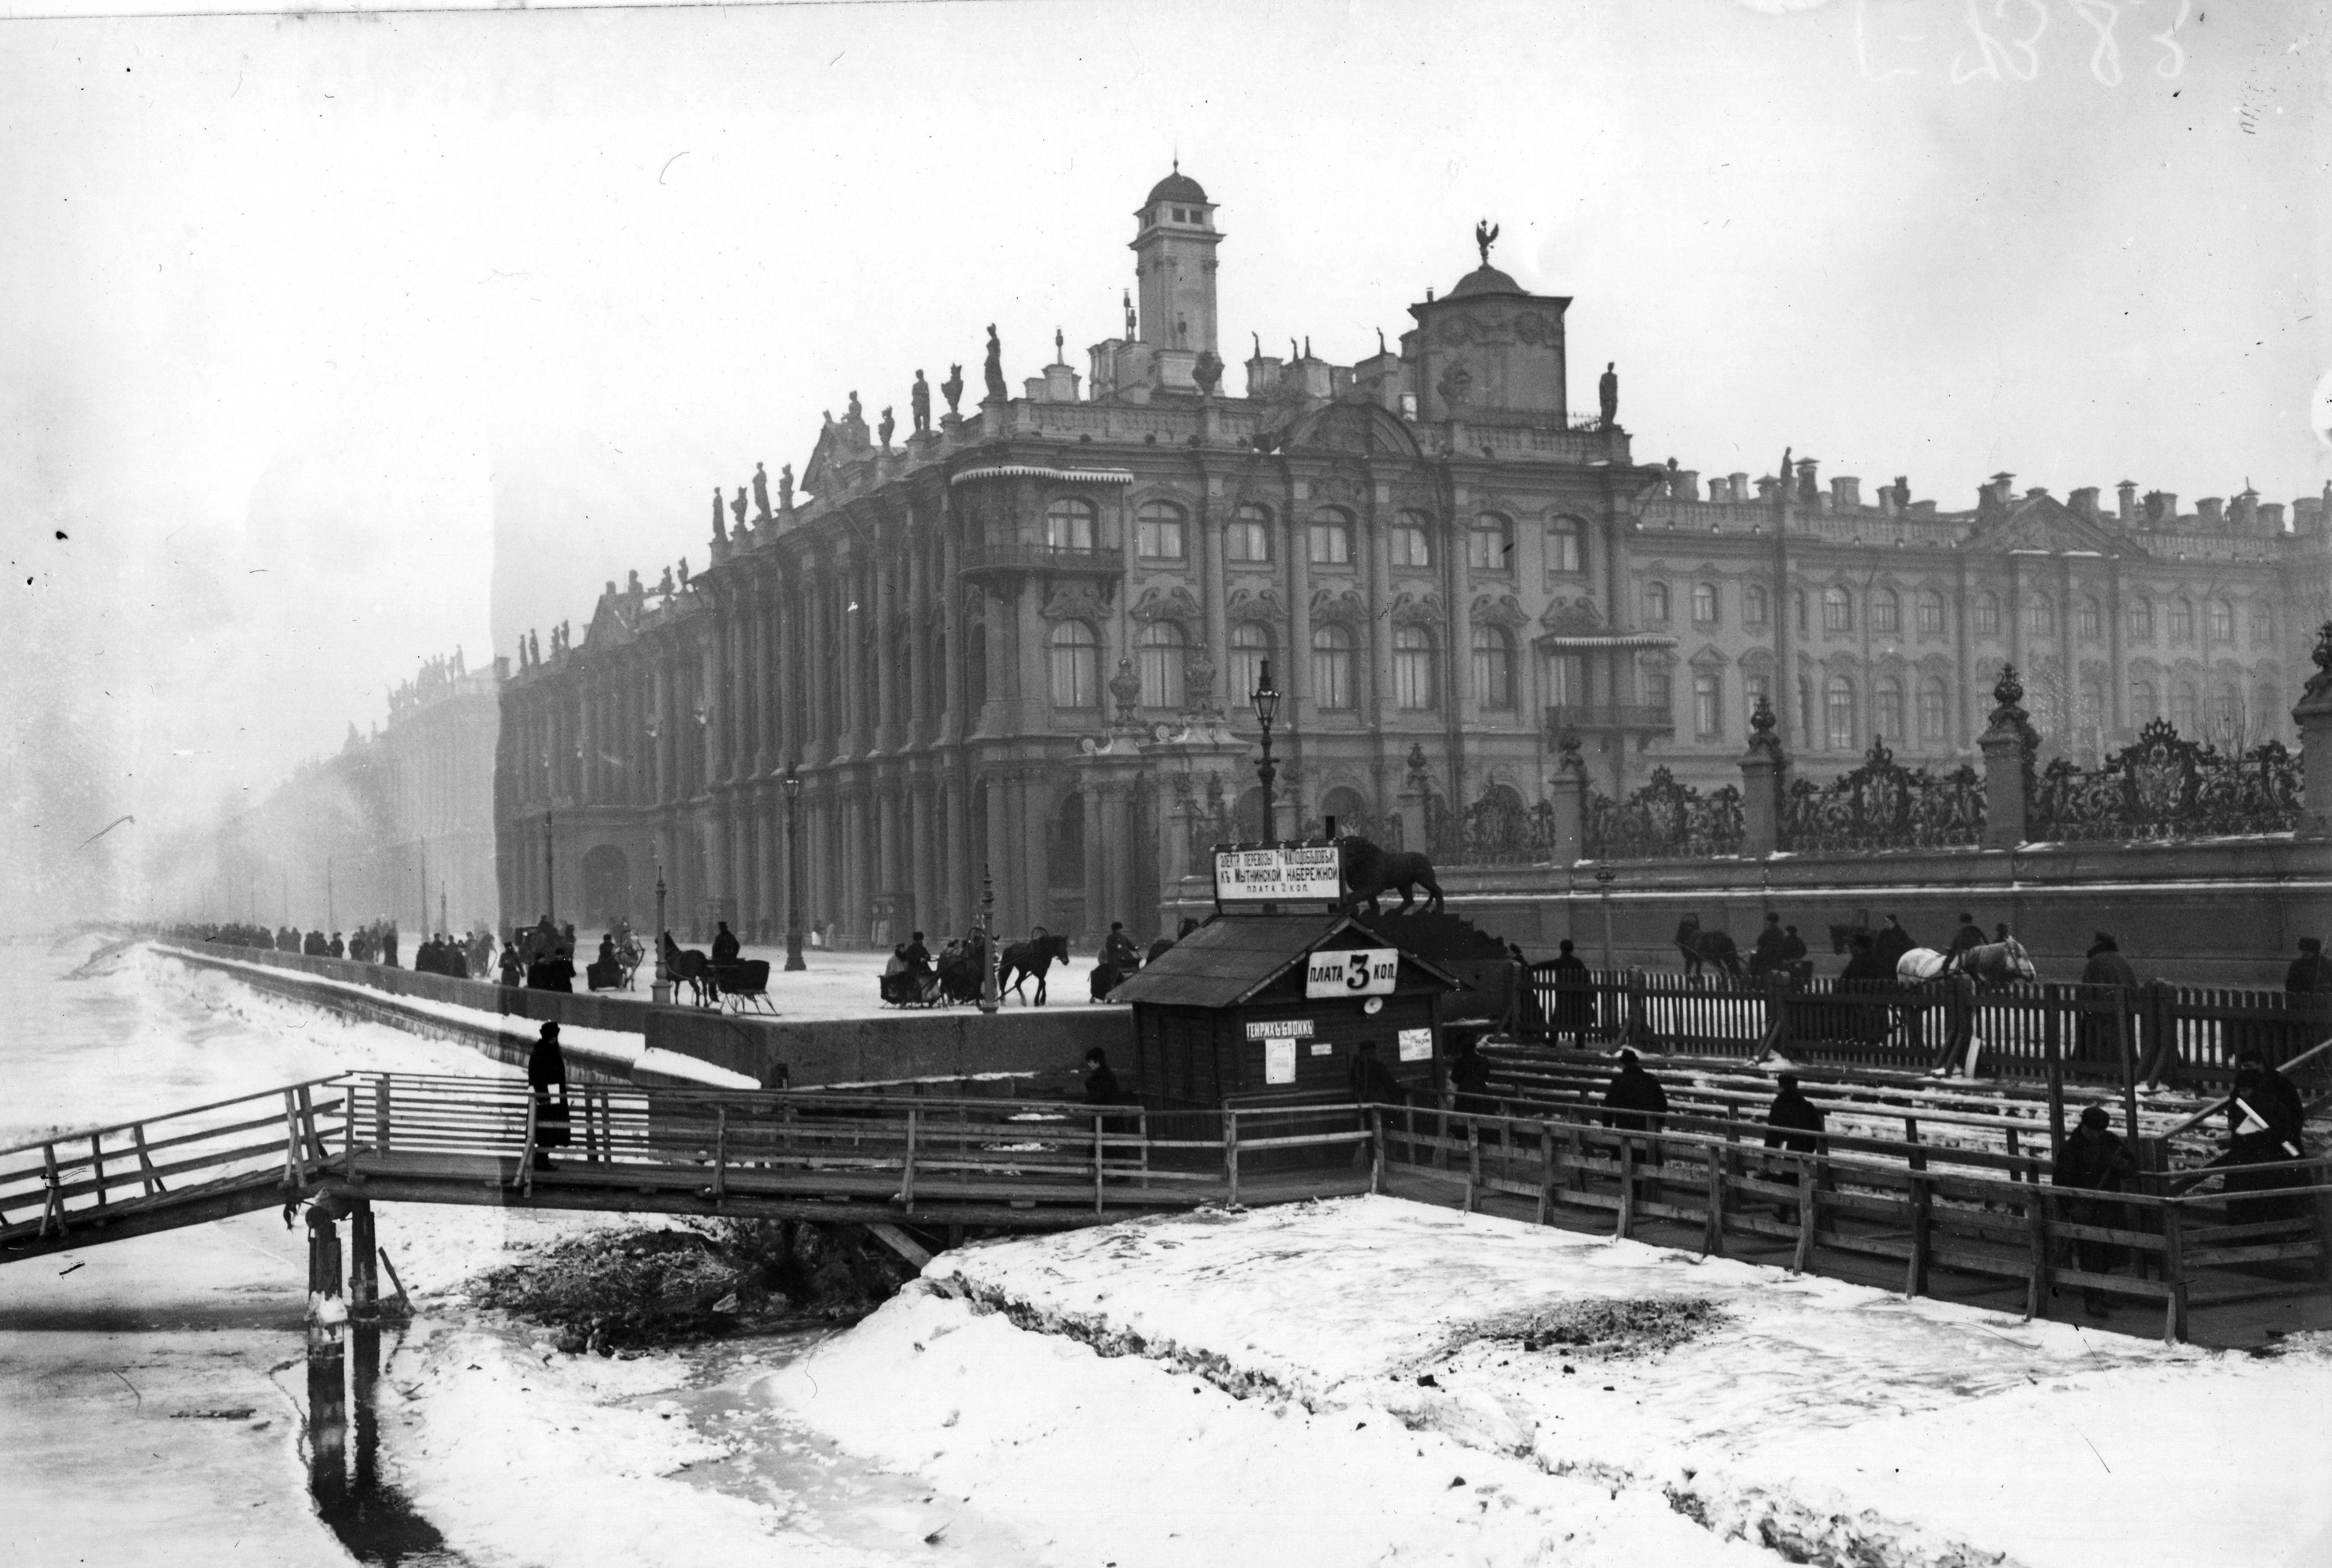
[4,1063,2325,1347]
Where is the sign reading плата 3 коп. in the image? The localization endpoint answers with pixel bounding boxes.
[1214,844,1341,904]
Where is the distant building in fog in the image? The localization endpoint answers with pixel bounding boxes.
[493,169,2332,948]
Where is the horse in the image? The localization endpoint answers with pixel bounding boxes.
[1674,915,1746,984]
[1897,942,2034,988]
[1338,836,1444,917]
[934,940,986,1005]
[660,932,719,1007]
[998,929,1072,1006]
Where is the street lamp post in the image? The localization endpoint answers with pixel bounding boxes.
[782,769,805,972]
[1594,867,1617,973]
[977,864,999,1015]
[1251,659,1281,843]
[542,811,555,928]
[651,867,672,1005]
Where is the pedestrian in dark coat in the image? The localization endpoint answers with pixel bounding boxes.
[1601,1048,1668,1171]
[2053,1106,2135,1315]
[2078,932,2139,1068]
[1947,913,1986,959]
[328,932,344,958]
[1762,1072,1827,1213]
[534,945,576,993]
[1872,914,1916,969]
[1751,913,1790,977]
[711,920,741,965]
[1349,1040,1407,1107]
[1082,1047,1120,1107]
[2283,939,2331,998]
[498,943,523,987]
[2220,1050,2310,1224]
[382,923,400,969]
[1448,1036,1494,1117]
[1544,939,1593,1046]
[528,1022,569,1170]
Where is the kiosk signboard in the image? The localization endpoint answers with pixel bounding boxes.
[1214,844,1342,905]
[1304,947,1398,999]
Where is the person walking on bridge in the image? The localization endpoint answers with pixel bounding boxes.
[1762,1073,1826,1215]
[528,1022,570,1173]
[2078,932,2139,1070]
[1600,1048,1669,1202]
[2053,1106,2134,1317]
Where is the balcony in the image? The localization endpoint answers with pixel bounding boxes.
[1546,704,1674,739]
[959,540,1125,585]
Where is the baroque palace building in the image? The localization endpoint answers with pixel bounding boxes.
[494,169,2332,947]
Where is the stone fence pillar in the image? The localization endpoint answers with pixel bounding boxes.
[1736,695,1787,858]
[2292,625,2332,840]
[1979,665,2038,851]
[1546,761,1585,866]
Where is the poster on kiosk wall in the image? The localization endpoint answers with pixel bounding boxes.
[1214,844,1342,906]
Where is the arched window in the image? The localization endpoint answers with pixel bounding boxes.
[1646,667,1673,720]
[1230,621,1274,709]
[1823,585,1853,633]
[1137,499,1186,561]
[2169,599,2195,642]
[1467,513,1512,571]
[967,623,989,710]
[2127,597,2154,641]
[1693,670,1722,738]
[2208,599,2234,642]
[1917,677,1948,743]
[1824,675,1855,751]
[1542,650,1584,706]
[2256,681,2281,729]
[2079,679,2105,734]
[1792,588,1809,635]
[1917,591,1946,636]
[1044,497,1096,551]
[1307,507,1353,565]
[2211,683,2240,739]
[1547,517,1584,575]
[1644,581,1671,623]
[1872,588,1901,635]
[1875,675,1905,742]
[1136,621,1186,709]
[1692,583,1719,627]
[1974,592,2001,637]
[2130,678,2158,720]
[1391,510,1432,568]
[1470,625,1514,710]
[1394,626,1438,710]
[2172,679,2199,733]
[1796,676,1815,742]
[1744,584,1770,629]
[1046,621,1097,709]
[2254,602,2276,648]
[2023,596,2055,637]
[1311,623,1356,710]
[1227,503,1272,563]
[1319,785,1371,836]
[2079,596,2104,640]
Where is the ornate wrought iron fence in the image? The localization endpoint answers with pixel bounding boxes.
[1582,767,1744,861]
[1777,737,1985,852]
[1426,789,1560,866]
[2029,719,2302,843]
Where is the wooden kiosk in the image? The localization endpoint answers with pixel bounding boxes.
[1111,843,1462,1111]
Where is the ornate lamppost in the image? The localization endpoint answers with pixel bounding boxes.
[977,863,999,1015]
[1252,658,1281,842]
[542,810,555,928]
[782,767,805,972]
[1593,867,1617,972]
[651,866,671,1005]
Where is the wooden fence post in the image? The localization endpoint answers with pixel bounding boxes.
[1537,1126,1555,1224]
[2161,1198,2188,1345]
[1225,1110,1240,1208]
[375,1076,392,1159]
[39,1144,66,1238]
[1091,1112,1104,1215]
[2025,1185,2052,1320]
[903,1106,919,1209]
[1369,1108,1384,1195]
[281,1091,303,1187]
[132,1123,161,1197]
[1464,1121,1482,1213]
[1702,1142,1726,1258]
[1791,1155,1816,1273]
[1903,1173,1931,1298]
[89,1134,107,1209]
[1616,1135,1636,1239]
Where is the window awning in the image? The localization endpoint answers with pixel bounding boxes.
[949,465,1137,487]
[1534,633,1678,649]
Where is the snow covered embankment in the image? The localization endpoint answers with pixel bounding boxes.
[765,1197,2331,1568]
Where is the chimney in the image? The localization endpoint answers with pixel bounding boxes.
[2232,488,2259,532]
[2116,480,2138,522]
[2145,491,2176,527]
[2295,497,2325,533]
[1984,472,2016,509]
[2260,502,2287,534]
[1831,476,1861,511]
[2069,487,2099,521]
[1672,469,1700,502]
[1796,456,1820,506]
[1728,471,1749,505]
[1755,473,1781,503]
[2196,497,2224,529]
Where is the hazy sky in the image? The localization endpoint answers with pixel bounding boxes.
[3,0,2327,922]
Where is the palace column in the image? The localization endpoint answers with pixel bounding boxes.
[1284,482,1312,749]
[1201,484,1229,698]
[1019,767,1050,934]
[908,777,937,940]
[984,768,1013,930]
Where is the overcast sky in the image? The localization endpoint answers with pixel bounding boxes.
[3,0,2326,924]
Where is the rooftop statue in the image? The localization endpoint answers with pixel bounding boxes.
[911,370,931,434]
[752,462,772,522]
[731,487,748,532]
[658,565,674,597]
[1475,218,1499,266]
[1599,361,1618,430]
[1193,349,1223,396]
[779,463,794,513]
[878,406,895,450]
[711,487,726,541]
[983,325,1006,403]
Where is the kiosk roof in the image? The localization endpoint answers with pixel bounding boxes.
[1109,913,1461,1010]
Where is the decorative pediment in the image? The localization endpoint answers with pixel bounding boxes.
[1538,596,1605,634]
[1470,593,1527,629]
[1129,584,1204,625]
[800,419,855,501]
[1390,589,1445,628]
[1635,646,1677,668]
[1313,468,1366,507]
[1041,581,1111,625]
[1739,646,1777,672]
[1276,401,1425,462]
[1225,585,1288,623]
[1967,491,2128,556]
[584,591,637,649]
[1310,586,1369,626]
[1687,642,1729,668]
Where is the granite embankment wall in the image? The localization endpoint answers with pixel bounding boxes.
[156,942,1125,1093]
[1171,836,2332,988]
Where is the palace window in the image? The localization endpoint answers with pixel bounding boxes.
[1974,593,2001,637]
[1226,503,1272,563]
[1644,581,1671,624]
[1693,671,1722,739]
[1797,676,1815,742]
[1391,513,1433,568]
[1918,590,1946,636]
[1822,585,1853,633]
[1046,620,1098,709]
[1744,584,1770,630]
[1544,650,1584,706]
[1917,678,1948,743]
[1308,507,1353,565]
[1873,588,1901,636]
[1230,621,1273,708]
[2169,599,2195,642]
[1471,625,1514,710]
[2211,683,2240,740]
[1394,626,1439,710]
[1548,517,1584,575]
[1311,623,1356,710]
[2254,602,2276,648]
[2079,596,2103,641]
[1646,668,1673,721]
[1467,513,1512,572]
[1137,621,1187,709]
[1692,583,1719,627]
[2130,678,2157,720]
[1045,497,1096,551]
[2079,679,2105,735]
[1137,500,1186,561]
[2172,679,2198,733]
[2127,597,2155,641]
[2023,596,2055,638]
[2208,599,2234,642]
[1744,672,1772,724]
[1875,675,1905,742]
[1824,676,1856,751]
[1793,588,1809,636]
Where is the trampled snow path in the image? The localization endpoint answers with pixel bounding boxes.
[760,1197,2332,1568]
